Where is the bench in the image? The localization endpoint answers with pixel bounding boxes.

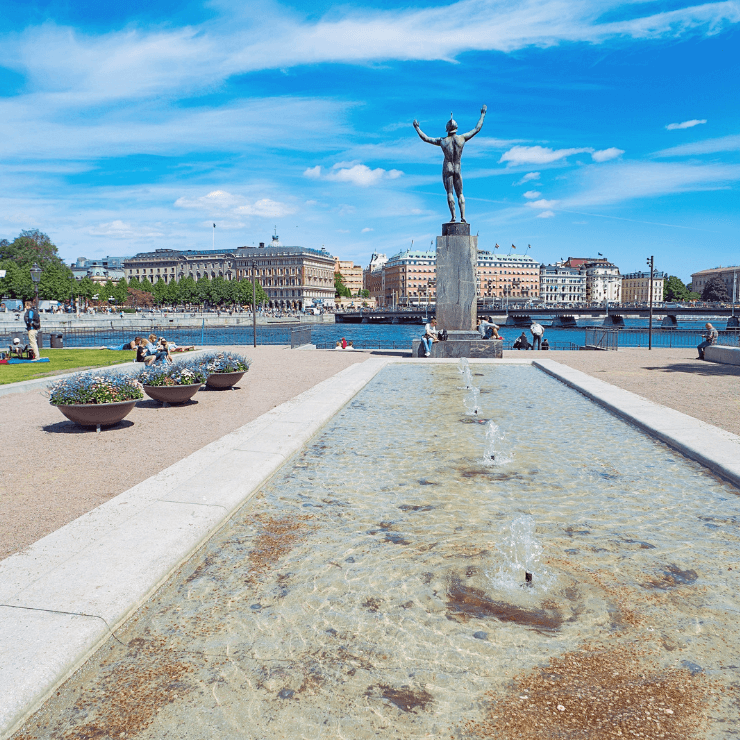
[705,345,740,366]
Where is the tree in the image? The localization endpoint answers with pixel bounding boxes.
[113,277,129,306]
[663,275,690,302]
[152,278,168,305]
[701,275,730,302]
[165,279,180,305]
[0,230,64,269]
[359,289,370,298]
[0,259,34,300]
[128,276,141,290]
[209,276,230,305]
[334,273,351,299]
[126,288,154,308]
[196,276,211,304]
[38,263,74,302]
[76,277,96,303]
[177,275,198,305]
[140,277,153,293]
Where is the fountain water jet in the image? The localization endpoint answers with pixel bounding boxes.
[464,386,481,415]
[482,419,511,466]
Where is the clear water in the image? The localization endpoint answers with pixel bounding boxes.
[19,364,740,739]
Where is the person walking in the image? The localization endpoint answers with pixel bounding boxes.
[530,321,544,350]
[697,322,718,360]
[23,300,41,361]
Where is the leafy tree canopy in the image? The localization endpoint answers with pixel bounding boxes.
[334,273,351,298]
[701,275,730,302]
[38,262,74,301]
[663,275,691,302]
[0,230,63,269]
[0,259,34,301]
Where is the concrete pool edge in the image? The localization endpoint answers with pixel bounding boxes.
[0,355,391,740]
[534,358,740,488]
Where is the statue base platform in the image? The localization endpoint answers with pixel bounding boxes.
[412,334,503,359]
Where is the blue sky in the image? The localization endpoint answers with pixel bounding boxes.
[1,0,739,282]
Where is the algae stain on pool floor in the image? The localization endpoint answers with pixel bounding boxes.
[13,364,740,739]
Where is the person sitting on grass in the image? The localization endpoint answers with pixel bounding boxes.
[422,318,439,357]
[104,339,137,350]
[135,337,156,365]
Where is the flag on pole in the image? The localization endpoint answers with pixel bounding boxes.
[511,244,516,249]
[213,223,216,228]
[494,243,500,249]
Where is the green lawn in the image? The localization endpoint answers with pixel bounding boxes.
[0,348,136,385]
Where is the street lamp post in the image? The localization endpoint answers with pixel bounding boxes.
[647,256,655,350]
[30,263,42,306]
[252,260,258,348]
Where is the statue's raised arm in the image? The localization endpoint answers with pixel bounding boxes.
[413,119,442,146]
[461,105,487,142]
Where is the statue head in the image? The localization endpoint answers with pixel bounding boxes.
[446,113,458,134]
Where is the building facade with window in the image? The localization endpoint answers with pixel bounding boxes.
[363,253,388,305]
[234,236,335,309]
[539,264,586,305]
[124,249,236,284]
[690,266,740,299]
[381,249,437,308]
[581,261,622,304]
[476,252,541,303]
[333,258,364,295]
[622,271,666,304]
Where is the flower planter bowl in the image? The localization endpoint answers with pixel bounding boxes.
[143,383,203,405]
[56,400,137,428]
[206,371,246,389]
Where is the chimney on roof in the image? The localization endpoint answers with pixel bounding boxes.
[259,242,265,248]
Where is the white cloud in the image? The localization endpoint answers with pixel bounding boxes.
[536,210,555,218]
[527,199,559,209]
[565,162,740,206]
[591,147,624,162]
[654,134,740,157]
[361,227,374,233]
[88,220,163,238]
[515,172,540,184]
[304,165,322,179]
[523,190,541,199]
[666,119,707,130]
[175,190,296,218]
[500,145,592,165]
[325,164,403,187]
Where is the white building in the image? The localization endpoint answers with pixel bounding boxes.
[540,264,586,305]
[581,262,622,304]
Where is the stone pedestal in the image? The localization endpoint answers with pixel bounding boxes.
[412,335,503,358]
[436,222,477,332]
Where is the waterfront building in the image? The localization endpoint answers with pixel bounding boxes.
[690,266,740,299]
[124,249,236,284]
[363,253,388,305]
[382,248,437,308]
[622,271,666,304]
[539,264,586,305]
[234,235,335,309]
[476,252,541,303]
[71,256,127,283]
[334,258,364,296]
[581,261,622,304]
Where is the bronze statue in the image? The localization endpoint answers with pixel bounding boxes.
[413,105,487,223]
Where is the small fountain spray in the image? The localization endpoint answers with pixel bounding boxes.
[457,357,474,389]
[482,420,511,466]
[488,515,551,593]
[464,386,481,416]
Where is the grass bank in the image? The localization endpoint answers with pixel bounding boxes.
[0,348,135,385]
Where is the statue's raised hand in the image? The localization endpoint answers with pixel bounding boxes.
[481,104,487,114]
[413,119,420,129]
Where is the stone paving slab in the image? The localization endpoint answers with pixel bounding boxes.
[0,355,390,739]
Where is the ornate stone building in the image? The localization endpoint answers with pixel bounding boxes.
[234,235,335,309]
[539,264,586,305]
[124,249,236,284]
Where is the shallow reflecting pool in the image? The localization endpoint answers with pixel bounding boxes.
[17,364,740,739]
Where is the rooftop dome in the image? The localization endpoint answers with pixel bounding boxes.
[270,234,283,248]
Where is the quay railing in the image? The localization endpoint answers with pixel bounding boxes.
[584,328,619,350]
[290,326,313,348]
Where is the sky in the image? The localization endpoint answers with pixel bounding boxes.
[1,0,739,282]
